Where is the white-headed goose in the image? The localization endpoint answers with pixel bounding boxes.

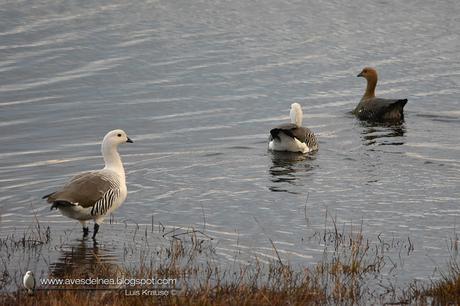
[43,129,133,239]
[268,103,318,153]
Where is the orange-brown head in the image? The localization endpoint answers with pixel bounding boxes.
[357,67,378,81]
[357,67,378,99]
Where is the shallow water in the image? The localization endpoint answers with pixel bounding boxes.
[1,0,459,291]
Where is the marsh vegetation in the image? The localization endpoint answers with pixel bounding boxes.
[1,214,459,305]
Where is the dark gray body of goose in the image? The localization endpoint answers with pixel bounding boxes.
[352,97,407,121]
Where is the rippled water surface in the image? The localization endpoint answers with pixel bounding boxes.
[1,0,459,290]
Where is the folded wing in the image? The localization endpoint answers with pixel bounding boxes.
[43,172,118,209]
[270,123,318,149]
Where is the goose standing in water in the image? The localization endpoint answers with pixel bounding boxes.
[268,103,318,153]
[353,67,408,122]
[43,129,133,239]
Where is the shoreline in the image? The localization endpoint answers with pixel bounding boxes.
[1,215,459,305]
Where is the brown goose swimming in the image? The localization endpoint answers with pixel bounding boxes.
[353,67,407,122]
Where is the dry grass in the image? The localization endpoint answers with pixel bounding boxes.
[1,214,458,305]
[424,268,460,305]
[424,234,460,304]
[0,228,327,306]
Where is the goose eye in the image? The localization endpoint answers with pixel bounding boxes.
[117,134,122,137]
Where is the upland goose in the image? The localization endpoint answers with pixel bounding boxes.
[43,129,133,239]
[353,67,407,121]
[268,103,318,153]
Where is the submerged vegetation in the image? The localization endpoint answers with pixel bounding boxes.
[1,214,459,305]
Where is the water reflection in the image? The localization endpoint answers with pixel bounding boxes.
[268,152,316,193]
[49,238,121,279]
[360,121,406,146]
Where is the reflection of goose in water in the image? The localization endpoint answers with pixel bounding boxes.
[268,152,316,193]
[359,121,406,146]
[49,239,121,280]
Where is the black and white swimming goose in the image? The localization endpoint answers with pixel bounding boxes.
[353,67,408,122]
[268,103,318,153]
[43,129,133,239]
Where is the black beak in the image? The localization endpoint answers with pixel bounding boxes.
[126,137,133,143]
[357,72,363,77]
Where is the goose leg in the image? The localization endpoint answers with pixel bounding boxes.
[80,220,89,238]
[92,223,100,240]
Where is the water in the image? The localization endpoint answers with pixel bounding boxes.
[1,0,459,291]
